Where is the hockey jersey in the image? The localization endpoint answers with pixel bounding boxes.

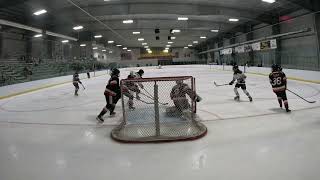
[269,71,287,92]
[73,73,81,84]
[170,83,196,101]
[230,71,246,84]
[104,75,120,96]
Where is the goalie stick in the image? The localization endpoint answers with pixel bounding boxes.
[287,89,316,104]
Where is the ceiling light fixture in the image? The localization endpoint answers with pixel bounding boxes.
[178,17,188,21]
[193,41,198,44]
[168,42,173,44]
[138,38,144,41]
[123,20,133,24]
[116,44,122,47]
[184,47,188,49]
[34,34,42,38]
[172,29,181,33]
[262,0,276,3]
[123,47,127,50]
[211,29,219,32]
[142,43,148,45]
[171,37,176,40]
[188,44,193,47]
[94,35,103,38]
[108,41,114,44]
[73,25,83,30]
[62,40,69,43]
[200,36,207,39]
[102,50,106,52]
[133,32,140,34]
[229,18,239,22]
[93,47,98,50]
[33,9,47,16]
[80,44,86,47]
[127,50,132,52]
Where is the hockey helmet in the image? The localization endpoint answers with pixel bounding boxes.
[137,69,144,76]
[111,68,120,76]
[271,64,279,72]
[232,65,239,71]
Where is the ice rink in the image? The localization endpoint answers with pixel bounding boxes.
[1,65,320,180]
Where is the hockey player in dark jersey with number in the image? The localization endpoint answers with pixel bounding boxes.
[96,68,121,122]
[73,72,83,96]
[269,64,291,112]
[229,65,253,102]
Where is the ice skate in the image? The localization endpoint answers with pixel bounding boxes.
[248,96,253,102]
[234,96,240,101]
[109,112,116,117]
[96,116,104,123]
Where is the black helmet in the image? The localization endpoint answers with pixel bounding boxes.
[232,65,239,71]
[111,68,120,76]
[271,64,279,72]
[137,69,144,76]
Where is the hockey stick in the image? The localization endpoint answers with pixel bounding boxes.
[287,89,316,103]
[214,81,229,87]
[80,83,86,90]
[139,92,169,105]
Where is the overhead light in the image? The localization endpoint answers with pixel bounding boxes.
[116,44,122,47]
[163,50,169,53]
[188,44,192,47]
[138,38,144,41]
[133,32,140,34]
[73,25,83,30]
[123,47,127,50]
[148,51,152,54]
[262,0,276,3]
[102,50,106,52]
[108,41,114,44]
[229,18,239,22]
[142,43,148,45]
[146,48,151,51]
[178,17,188,21]
[200,36,207,39]
[172,29,181,33]
[123,20,133,24]
[80,44,86,47]
[166,45,171,47]
[93,47,98,50]
[109,51,113,54]
[62,40,69,43]
[104,0,111,1]
[211,29,219,32]
[127,50,132,52]
[165,47,169,50]
[193,41,198,44]
[94,35,103,38]
[184,47,188,49]
[34,34,42,38]
[168,42,174,44]
[33,9,47,16]
[144,46,149,48]
[171,37,176,40]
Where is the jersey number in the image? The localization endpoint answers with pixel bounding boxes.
[271,77,282,86]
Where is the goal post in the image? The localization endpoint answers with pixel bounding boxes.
[111,76,207,143]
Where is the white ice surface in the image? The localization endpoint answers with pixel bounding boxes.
[0,65,320,180]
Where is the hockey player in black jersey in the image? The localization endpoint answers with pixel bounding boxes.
[96,68,121,122]
[269,64,291,112]
[73,72,83,96]
[229,65,253,102]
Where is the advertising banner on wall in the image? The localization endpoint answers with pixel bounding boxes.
[220,48,233,55]
[270,39,277,49]
[251,42,261,51]
[235,45,245,53]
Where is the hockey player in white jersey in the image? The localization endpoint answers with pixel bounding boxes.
[229,65,253,102]
[123,69,145,110]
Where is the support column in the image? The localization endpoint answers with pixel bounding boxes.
[314,13,320,70]
[245,24,254,66]
[272,19,281,65]
[0,29,3,58]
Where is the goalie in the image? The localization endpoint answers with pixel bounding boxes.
[166,80,201,118]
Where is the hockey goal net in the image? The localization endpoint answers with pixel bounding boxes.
[111,76,207,143]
